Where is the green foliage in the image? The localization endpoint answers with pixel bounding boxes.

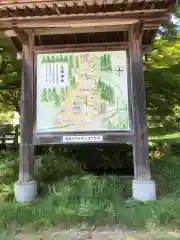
[75,56,79,69]
[100,54,112,72]
[108,119,128,130]
[152,141,180,197]
[70,76,76,88]
[59,87,68,101]
[0,148,180,230]
[37,152,83,184]
[0,113,14,125]
[41,88,48,102]
[0,124,14,135]
[0,175,126,230]
[68,55,73,77]
[64,55,68,62]
[97,78,114,104]
[52,87,56,99]
[107,53,112,71]
[47,88,52,102]
[145,35,180,133]
[42,55,69,63]
[0,151,18,202]
[0,37,21,114]
[41,87,63,106]
[52,87,60,106]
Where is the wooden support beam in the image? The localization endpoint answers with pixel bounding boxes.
[13,27,29,44]
[3,19,163,37]
[5,26,128,37]
[34,25,128,35]
[129,22,151,181]
[6,23,159,37]
[14,43,151,55]
[0,10,169,29]
[12,18,139,29]
[34,41,129,52]
[19,30,34,182]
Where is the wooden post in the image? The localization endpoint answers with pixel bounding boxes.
[129,22,156,201]
[15,30,37,202]
[19,32,34,182]
[13,125,19,146]
[2,133,5,146]
[129,22,151,181]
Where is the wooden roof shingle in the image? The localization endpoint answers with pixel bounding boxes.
[0,0,178,19]
[0,0,178,49]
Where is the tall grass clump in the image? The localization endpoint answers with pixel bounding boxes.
[152,140,180,197]
[0,150,18,201]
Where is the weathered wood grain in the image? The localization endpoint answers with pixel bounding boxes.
[19,31,35,182]
[129,22,151,181]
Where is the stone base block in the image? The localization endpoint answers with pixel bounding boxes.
[14,180,37,202]
[132,180,156,201]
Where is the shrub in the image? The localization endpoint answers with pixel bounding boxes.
[37,151,84,184]
[0,151,18,201]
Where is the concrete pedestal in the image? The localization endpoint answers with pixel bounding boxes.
[14,180,37,202]
[132,180,156,201]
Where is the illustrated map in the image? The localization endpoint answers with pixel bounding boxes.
[36,51,130,132]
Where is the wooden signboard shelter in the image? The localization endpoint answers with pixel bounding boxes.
[0,0,178,202]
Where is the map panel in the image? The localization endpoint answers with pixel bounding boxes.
[36,51,130,132]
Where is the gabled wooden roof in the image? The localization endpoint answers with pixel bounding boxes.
[0,0,177,20]
[0,0,178,50]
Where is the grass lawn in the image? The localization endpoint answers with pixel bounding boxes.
[149,132,180,141]
[0,133,180,238]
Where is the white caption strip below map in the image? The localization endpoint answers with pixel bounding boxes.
[63,135,103,142]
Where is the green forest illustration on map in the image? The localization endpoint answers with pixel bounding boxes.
[38,52,129,131]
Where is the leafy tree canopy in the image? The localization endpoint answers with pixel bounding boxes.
[145,34,180,133]
[0,36,21,114]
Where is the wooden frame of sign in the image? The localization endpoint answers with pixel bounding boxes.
[19,23,150,183]
[33,43,133,145]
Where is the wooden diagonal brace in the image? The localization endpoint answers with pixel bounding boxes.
[13,27,29,45]
[133,21,144,39]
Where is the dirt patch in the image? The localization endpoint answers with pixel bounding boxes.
[2,226,180,240]
[12,226,147,240]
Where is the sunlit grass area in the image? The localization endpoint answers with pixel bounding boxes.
[0,141,180,233]
[149,132,180,141]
